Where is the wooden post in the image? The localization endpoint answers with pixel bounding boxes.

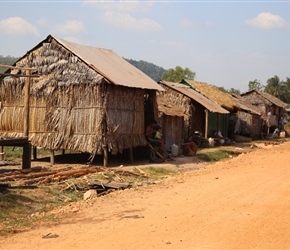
[33,146,37,160]
[50,150,55,165]
[22,142,31,169]
[23,69,31,138]
[205,109,209,139]
[22,69,31,169]
[129,147,133,163]
[103,145,108,167]
[0,146,4,160]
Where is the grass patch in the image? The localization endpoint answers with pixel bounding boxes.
[197,150,238,162]
[142,167,176,179]
[0,185,82,237]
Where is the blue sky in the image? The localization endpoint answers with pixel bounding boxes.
[1,0,290,92]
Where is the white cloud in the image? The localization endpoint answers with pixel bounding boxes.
[54,20,87,35]
[0,17,39,36]
[245,12,287,29]
[102,11,161,31]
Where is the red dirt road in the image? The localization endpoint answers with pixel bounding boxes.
[2,141,290,249]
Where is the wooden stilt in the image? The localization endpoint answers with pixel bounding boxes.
[0,146,4,160]
[33,146,37,160]
[103,145,108,167]
[50,150,55,165]
[22,142,31,169]
[129,147,133,163]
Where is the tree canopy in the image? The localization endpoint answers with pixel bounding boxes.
[248,79,264,91]
[161,66,195,82]
[125,58,166,82]
[0,55,19,73]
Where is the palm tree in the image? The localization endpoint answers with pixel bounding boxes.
[265,75,285,99]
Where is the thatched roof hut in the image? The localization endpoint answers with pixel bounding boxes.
[230,94,263,139]
[155,92,186,150]
[240,89,288,134]
[157,80,229,141]
[181,80,267,140]
[241,89,288,112]
[0,35,163,165]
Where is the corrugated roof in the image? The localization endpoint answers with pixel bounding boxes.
[159,80,229,114]
[53,35,164,91]
[23,35,163,91]
[241,89,288,108]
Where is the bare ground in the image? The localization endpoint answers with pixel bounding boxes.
[1,140,290,249]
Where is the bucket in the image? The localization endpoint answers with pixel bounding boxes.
[280,131,286,138]
[171,144,179,157]
[208,138,214,147]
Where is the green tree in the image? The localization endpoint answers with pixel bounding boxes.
[125,58,166,81]
[228,88,241,95]
[265,75,285,99]
[161,66,195,82]
[217,86,240,95]
[248,79,264,91]
[0,55,20,73]
[280,77,290,104]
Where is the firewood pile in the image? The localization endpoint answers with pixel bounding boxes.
[0,165,148,193]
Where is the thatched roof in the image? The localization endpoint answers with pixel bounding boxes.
[183,80,240,112]
[231,94,262,116]
[241,89,288,108]
[159,80,229,114]
[156,94,186,117]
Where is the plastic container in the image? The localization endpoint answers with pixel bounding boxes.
[280,131,286,138]
[171,144,179,157]
[208,138,214,147]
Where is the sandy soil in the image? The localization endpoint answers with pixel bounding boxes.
[1,140,290,249]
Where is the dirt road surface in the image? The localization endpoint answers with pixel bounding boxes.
[1,141,290,250]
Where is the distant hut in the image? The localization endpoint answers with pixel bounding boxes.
[240,89,288,135]
[155,94,185,151]
[182,80,239,139]
[182,80,267,141]
[0,35,163,166]
[230,94,263,140]
[157,80,229,146]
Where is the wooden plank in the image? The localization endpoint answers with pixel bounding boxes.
[0,64,36,70]
[0,73,40,78]
[0,138,29,146]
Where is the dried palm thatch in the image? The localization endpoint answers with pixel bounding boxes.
[184,80,239,112]
[0,36,147,156]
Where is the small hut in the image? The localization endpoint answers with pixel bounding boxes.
[157,80,229,145]
[230,94,263,140]
[182,80,239,139]
[240,89,288,135]
[0,35,163,166]
[155,94,185,151]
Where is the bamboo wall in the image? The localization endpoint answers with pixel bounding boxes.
[0,37,147,155]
